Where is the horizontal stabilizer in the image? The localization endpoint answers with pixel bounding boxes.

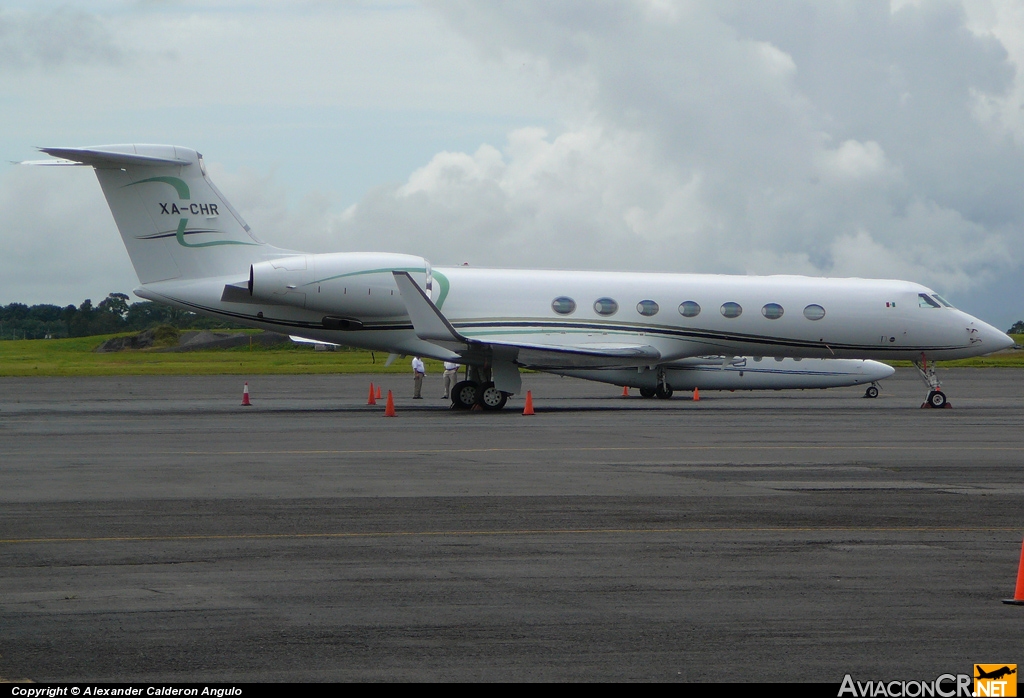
[16,158,88,167]
[33,146,192,168]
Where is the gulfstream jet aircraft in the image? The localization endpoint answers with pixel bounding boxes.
[26,144,1013,410]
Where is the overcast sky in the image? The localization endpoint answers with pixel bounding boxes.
[2,0,1023,329]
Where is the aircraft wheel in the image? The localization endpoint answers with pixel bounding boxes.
[655,384,674,399]
[639,387,657,399]
[864,385,879,399]
[477,382,508,410]
[927,390,947,408]
[451,380,478,409]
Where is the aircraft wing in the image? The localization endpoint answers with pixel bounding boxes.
[392,271,661,368]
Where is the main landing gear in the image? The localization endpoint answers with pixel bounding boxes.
[638,371,674,399]
[914,354,950,409]
[450,380,509,411]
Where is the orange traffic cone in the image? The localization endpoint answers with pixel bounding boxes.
[523,390,535,416]
[384,390,396,417]
[376,385,382,400]
[367,382,377,405]
[621,386,629,397]
[693,387,700,401]
[1002,539,1024,605]
[241,382,252,406]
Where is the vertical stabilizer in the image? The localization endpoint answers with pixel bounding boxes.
[34,145,288,283]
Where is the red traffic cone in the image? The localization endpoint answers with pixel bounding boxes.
[1002,539,1024,605]
[241,382,252,406]
[621,386,629,397]
[367,382,376,405]
[523,390,535,416]
[384,390,396,417]
[693,387,700,401]
[376,385,382,399]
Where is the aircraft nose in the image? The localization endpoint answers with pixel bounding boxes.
[971,318,1015,352]
[863,360,895,382]
[987,326,1015,352]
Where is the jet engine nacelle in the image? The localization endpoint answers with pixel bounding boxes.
[249,252,430,319]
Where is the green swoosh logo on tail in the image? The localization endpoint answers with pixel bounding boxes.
[174,218,256,248]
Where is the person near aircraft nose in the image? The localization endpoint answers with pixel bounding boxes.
[412,356,426,399]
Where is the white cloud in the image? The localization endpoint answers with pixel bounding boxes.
[815,140,893,181]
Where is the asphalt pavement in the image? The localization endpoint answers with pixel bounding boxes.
[1,369,1022,681]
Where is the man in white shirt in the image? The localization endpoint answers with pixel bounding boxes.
[411,356,425,399]
[442,361,459,399]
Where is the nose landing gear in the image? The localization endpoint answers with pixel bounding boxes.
[914,354,951,409]
[863,383,880,399]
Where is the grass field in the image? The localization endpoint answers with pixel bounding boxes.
[0,332,1021,377]
[0,333,447,377]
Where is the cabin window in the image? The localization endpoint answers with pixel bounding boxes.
[594,297,619,316]
[761,303,784,320]
[720,302,742,319]
[679,301,701,318]
[551,297,576,315]
[636,300,659,316]
[918,293,941,309]
[803,304,826,321]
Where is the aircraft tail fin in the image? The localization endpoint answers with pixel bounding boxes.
[29,145,289,284]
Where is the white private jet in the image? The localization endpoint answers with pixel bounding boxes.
[25,145,1012,410]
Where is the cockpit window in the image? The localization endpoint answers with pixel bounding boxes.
[932,294,954,308]
[918,293,941,308]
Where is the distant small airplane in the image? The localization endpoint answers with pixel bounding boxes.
[289,333,894,402]
[557,356,893,401]
[24,144,1012,410]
